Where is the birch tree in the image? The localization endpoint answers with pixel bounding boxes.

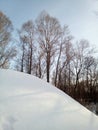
[0,11,16,68]
[36,11,62,82]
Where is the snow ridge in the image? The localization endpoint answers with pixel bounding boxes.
[0,69,98,130]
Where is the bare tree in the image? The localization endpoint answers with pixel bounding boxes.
[54,25,73,87]
[0,11,16,68]
[56,36,73,91]
[36,11,62,82]
[34,51,46,78]
[84,56,95,88]
[18,20,35,74]
[72,40,90,89]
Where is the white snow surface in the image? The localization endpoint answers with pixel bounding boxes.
[0,69,98,130]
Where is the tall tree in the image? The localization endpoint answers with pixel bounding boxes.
[18,20,35,74]
[56,36,73,90]
[36,11,62,82]
[72,40,90,88]
[54,25,73,87]
[0,11,16,68]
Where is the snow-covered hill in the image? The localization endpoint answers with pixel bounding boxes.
[0,69,98,130]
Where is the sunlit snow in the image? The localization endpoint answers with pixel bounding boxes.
[0,69,98,130]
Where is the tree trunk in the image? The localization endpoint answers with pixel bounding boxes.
[46,52,50,82]
[54,43,62,86]
[28,47,32,74]
[21,42,25,72]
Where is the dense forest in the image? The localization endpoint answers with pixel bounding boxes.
[0,10,98,113]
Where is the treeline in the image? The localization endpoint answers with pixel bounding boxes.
[0,10,98,105]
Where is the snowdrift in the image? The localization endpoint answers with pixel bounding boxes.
[0,69,98,130]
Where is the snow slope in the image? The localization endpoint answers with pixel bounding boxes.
[0,69,98,130]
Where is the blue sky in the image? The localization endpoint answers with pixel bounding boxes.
[0,0,98,50]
